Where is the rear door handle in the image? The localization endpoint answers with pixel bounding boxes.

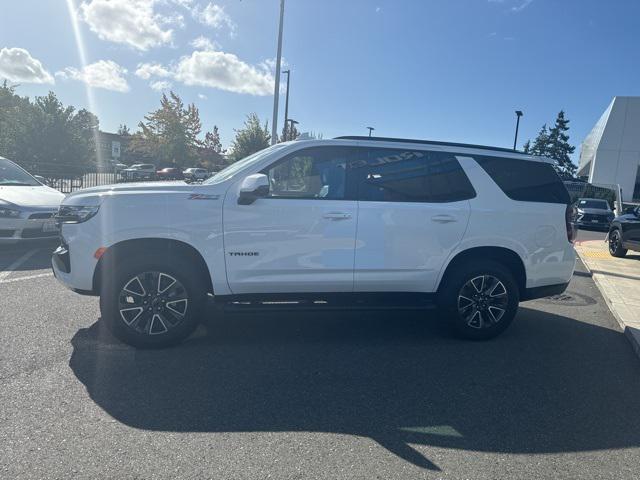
[323,212,352,220]
[431,214,457,224]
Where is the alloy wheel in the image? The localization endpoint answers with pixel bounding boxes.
[118,271,189,336]
[457,275,509,329]
[609,231,620,255]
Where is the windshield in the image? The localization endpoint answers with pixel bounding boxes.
[578,199,609,209]
[0,158,40,186]
[204,144,290,185]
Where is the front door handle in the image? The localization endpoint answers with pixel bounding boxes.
[431,214,457,224]
[323,212,352,220]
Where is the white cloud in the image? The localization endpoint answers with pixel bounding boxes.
[190,35,219,51]
[198,93,207,100]
[56,60,129,92]
[150,80,172,91]
[175,50,273,95]
[194,3,237,36]
[80,0,174,51]
[511,0,534,12]
[0,47,54,84]
[135,62,171,80]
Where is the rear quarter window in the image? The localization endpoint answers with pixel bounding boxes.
[473,155,570,204]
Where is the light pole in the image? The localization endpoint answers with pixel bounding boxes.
[366,126,375,137]
[282,69,290,139]
[271,0,285,145]
[513,110,523,151]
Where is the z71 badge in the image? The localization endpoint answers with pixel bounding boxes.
[188,193,220,200]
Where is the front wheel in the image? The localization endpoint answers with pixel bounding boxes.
[608,229,627,258]
[439,260,520,340]
[100,254,206,348]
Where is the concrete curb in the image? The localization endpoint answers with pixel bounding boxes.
[576,250,640,360]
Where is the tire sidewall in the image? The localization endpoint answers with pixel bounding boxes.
[100,254,206,348]
[439,260,520,340]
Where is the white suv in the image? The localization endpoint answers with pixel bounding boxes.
[52,137,576,348]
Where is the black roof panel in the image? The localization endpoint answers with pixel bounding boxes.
[334,136,523,154]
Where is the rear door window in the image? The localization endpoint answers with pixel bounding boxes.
[351,148,476,203]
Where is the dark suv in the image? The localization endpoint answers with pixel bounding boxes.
[608,205,640,257]
[574,198,614,230]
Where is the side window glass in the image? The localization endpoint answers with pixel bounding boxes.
[265,147,349,200]
[352,148,475,203]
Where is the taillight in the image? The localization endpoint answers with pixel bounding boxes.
[566,204,576,243]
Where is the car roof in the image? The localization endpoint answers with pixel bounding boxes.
[289,137,554,163]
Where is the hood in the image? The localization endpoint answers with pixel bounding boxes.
[0,185,65,208]
[577,207,612,215]
[63,181,202,205]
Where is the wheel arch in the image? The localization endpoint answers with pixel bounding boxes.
[93,238,214,295]
[437,246,527,297]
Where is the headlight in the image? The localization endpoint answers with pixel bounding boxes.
[56,205,100,224]
[0,206,21,218]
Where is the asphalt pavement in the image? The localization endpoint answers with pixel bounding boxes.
[2,235,640,479]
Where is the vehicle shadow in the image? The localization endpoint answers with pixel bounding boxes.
[0,240,57,272]
[69,306,640,471]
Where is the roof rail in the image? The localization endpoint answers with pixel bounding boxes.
[334,136,523,154]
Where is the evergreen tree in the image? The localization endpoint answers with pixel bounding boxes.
[117,124,131,136]
[280,122,300,142]
[527,124,550,157]
[522,112,577,178]
[229,113,270,162]
[131,91,202,167]
[200,125,225,170]
[546,110,577,177]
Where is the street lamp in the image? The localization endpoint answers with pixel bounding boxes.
[282,69,291,138]
[271,0,286,145]
[513,110,523,151]
[366,126,375,137]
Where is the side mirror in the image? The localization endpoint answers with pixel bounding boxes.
[34,175,48,186]
[238,173,269,205]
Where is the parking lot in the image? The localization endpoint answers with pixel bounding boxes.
[2,231,640,479]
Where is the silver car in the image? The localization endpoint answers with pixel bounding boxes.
[0,157,65,243]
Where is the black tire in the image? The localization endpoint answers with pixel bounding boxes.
[438,260,520,340]
[100,253,206,348]
[608,229,627,258]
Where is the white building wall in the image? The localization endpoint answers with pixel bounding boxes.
[579,97,640,202]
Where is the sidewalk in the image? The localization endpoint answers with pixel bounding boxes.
[574,238,640,359]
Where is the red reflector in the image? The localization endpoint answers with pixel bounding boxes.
[94,247,107,259]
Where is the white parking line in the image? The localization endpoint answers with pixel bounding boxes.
[0,249,39,282]
[0,272,53,284]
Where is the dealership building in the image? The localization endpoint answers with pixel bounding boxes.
[578,96,640,202]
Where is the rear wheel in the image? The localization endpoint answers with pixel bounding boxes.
[100,254,206,348]
[608,229,627,258]
[439,260,519,340]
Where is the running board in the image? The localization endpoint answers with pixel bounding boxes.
[213,292,438,312]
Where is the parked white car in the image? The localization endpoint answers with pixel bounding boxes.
[121,164,156,181]
[183,168,209,182]
[0,157,65,243]
[53,137,576,348]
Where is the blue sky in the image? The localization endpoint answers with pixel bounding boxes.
[1,0,640,159]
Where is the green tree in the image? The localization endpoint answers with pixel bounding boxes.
[229,113,270,162]
[523,112,577,178]
[0,84,97,175]
[200,125,225,170]
[130,91,202,167]
[280,121,300,142]
[547,110,576,178]
[117,124,131,136]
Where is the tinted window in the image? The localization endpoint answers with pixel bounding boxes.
[0,158,40,186]
[352,148,475,203]
[263,147,350,200]
[578,199,609,209]
[474,156,570,204]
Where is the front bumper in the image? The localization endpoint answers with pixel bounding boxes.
[0,208,59,242]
